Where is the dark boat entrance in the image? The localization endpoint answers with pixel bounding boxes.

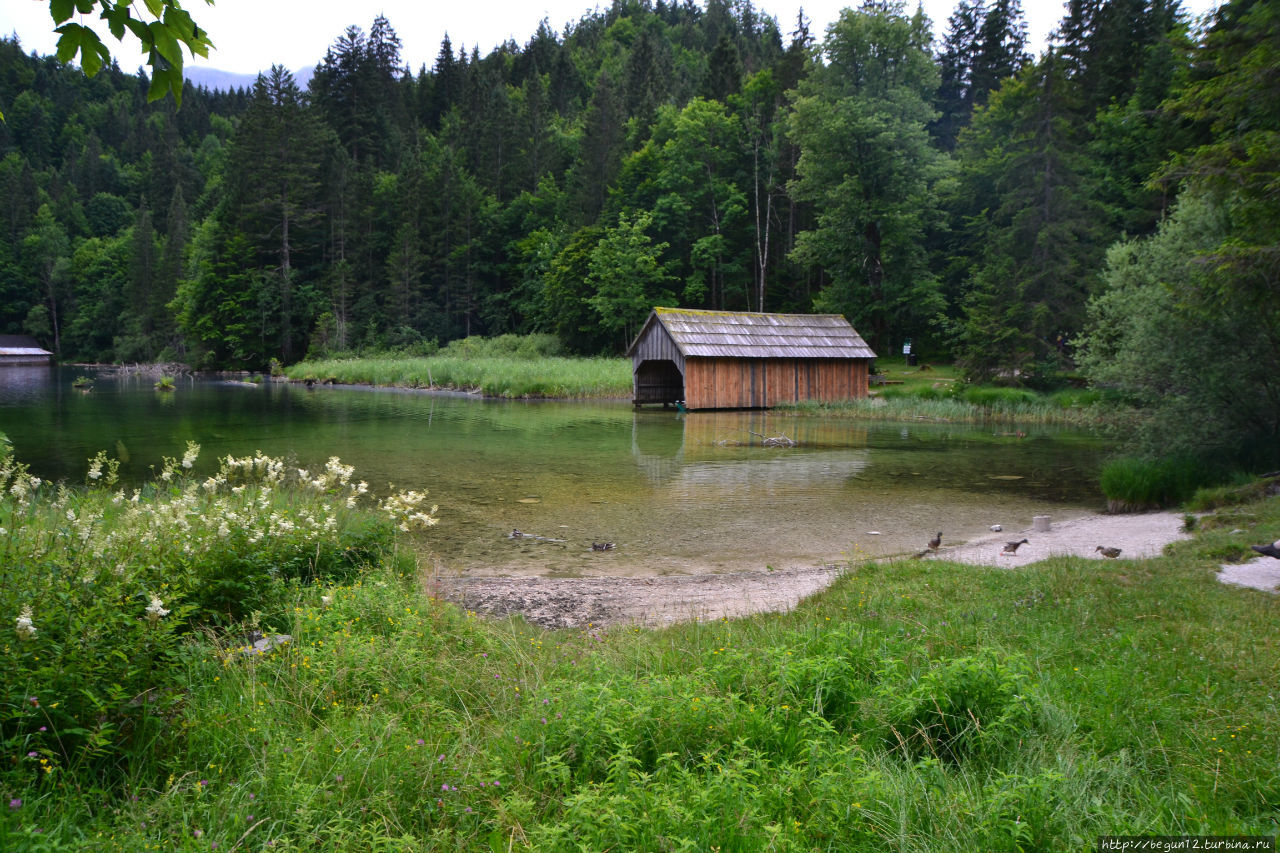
[633,359,684,407]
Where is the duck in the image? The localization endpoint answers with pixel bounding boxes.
[1095,546,1122,559]
[1251,541,1280,560]
[927,532,942,551]
[1001,538,1029,555]
[591,541,615,551]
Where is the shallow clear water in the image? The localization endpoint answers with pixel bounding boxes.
[0,367,1113,577]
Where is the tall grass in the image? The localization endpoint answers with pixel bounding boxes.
[782,358,1130,427]
[287,334,632,399]
[4,435,1278,849]
[1099,455,1228,511]
[287,355,631,399]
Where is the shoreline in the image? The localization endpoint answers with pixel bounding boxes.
[436,510,1213,629]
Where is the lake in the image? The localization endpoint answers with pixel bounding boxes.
[0,367,1112,577]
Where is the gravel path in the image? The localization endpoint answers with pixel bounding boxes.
[1218,558,1280,593]
[921,510,1193,567]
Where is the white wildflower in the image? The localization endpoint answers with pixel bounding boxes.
[324,457,354,485]
[145,596,170,624]
[181,441,200,469]
[87,458,103,480]
[15,606,36,640]
[321,595,333,607]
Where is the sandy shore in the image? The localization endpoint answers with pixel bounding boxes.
[921,510,1193,567]
[436,510,1278,629]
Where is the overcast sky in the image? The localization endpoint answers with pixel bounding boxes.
[3,1,1220,77]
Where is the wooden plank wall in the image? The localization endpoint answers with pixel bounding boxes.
[630,322,685,371]
[684,358,869,409]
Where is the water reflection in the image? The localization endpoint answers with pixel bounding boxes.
[0,368,1112,578]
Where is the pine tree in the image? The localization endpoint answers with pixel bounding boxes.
[955,52,1108,381]
[223,66,334,362]
[932,0,1030,150]
[704,32,744,101]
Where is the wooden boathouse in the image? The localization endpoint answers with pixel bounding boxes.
[0,335,52,366]
[627,308,876,410]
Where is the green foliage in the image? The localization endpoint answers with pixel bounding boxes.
[954,53,1108,383]
[1098,454,1224,511]
[1077,190,1280,468]
[880,650,1038,762]
[585,211,674,350]
[787,3,948,352]
[440,333,563,360]
[5,0,1277,480]
[0,445,427,780]
[47,0,212,107]
[287,346,631,399]
[7,487,1280,847]
[1186,475,1280,513]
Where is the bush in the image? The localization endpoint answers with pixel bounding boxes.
[880,650,1038,762]
[0,446,434,781]
[441,333,564,359]
[957,386,1040,408]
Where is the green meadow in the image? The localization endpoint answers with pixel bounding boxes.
[286,335,632,399]
[2,432,1277,851]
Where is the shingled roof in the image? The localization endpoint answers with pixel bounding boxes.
[0,335,51,356]
[630,308,876,360]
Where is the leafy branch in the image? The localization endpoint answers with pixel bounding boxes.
[49,0,214,107]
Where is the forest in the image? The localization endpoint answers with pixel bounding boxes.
[0,0,1277,461]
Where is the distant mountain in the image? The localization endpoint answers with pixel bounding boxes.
[185,64,315,92]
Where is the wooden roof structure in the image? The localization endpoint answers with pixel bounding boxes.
[0,335,52,364]
[628,308,876,410]
[627,308,875,360]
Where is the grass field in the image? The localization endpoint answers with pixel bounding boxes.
[784,358,1126,427]
[4,434,1278,850]
[286,336,632,399]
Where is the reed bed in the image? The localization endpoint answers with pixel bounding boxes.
[286,355,632,399]
[4,432,1278,849]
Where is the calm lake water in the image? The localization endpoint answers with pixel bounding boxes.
[0,367,1113,577]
